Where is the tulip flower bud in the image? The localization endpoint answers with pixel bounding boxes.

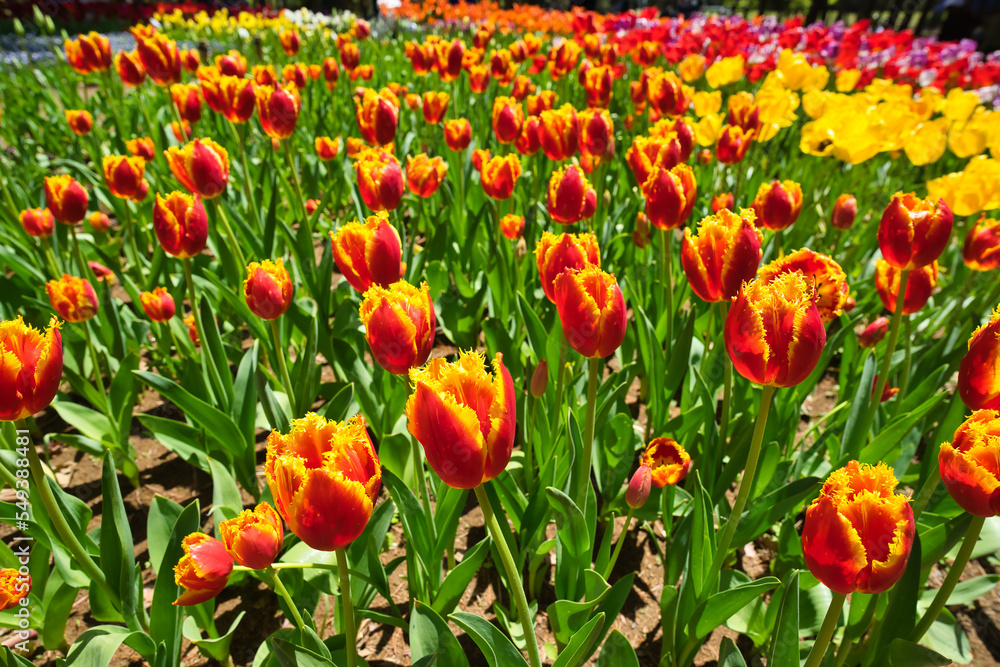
[527,91,557,117]
[256,85,301,140]
[492,96,524,144]
[215,50,247,77]
[126,137,156,161]
[171,83,202,123]
[0,316,63,421]
[878,193,953,270]
[639,438,692,487]
[330,212,403,293]
[13,19,24,37]
[962,214,1000,272]
[282,63,308,90]
[554,267,627,359]
[697,148,713,164]
[547,165,597,224]
[626,465,652,509]
[0,569,30,612]
[355,148,404,212]
[512,74,535,100]
[359,281,436,375]
[958,307,1000,410]
[539,104,580,161]
[803,461,914,594]
[305,199,320,216]
[173,533,234,605]
[103,155,146,200]
[751,180,803,232]
[858,317,889,348]
[65,110,93,136]
[89,262,114,283]
[874,260,937,315]
[515,116,541,156]
[530,361,549,398]
[165,139,230,199]
[831,193,858,230]
[444,118,472,152]
[406,154,448,198]
[170,121,191,143]
[434,39,464,83]
[46,275,98,323]
[535,231,601,303]
[244,259,294,320]
[44,175,88,225]
[140,287,176,322]
[501,214,525,241]
[20,208,55,238]
[478,152,522,201]
[267,413,382,551]
[314,136,341,162]
[871,375,899,402]
[642,164,697,231]
[757,249,849,324]
[153,192,209,259]
[219,502,284,569]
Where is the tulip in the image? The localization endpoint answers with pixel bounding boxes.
[165,139,230,199]
[535,231,601,303]
[46,275,98,323]
[726,92,761,135]
[181,49,200,72]
[874,260,937,315]
[579,107,614,165]
[527,91,557,116]
[173,533,234,605]
[339,41,361,71]
[282,63,308,90]
[200,74,256,124]
[44,175,88,225]
[89,262,114,283]
[444,119,472,151]
[323,57,340,89]
[280,30,301,56]
[751,180,803,232]
[963,214,1000,271]
[548,40,582,80]
[547,165,597,224]
[0,316,63,421]
[936,409,1000,519]
[359,281,436,375]
[305,199,320,216]
[88,211,111,233]
[530,361,549,398]
[681,208,763,303]
[646,70,690,117]
[140,287,176,322]
[405,93,420,110]
[832,193,857,230]
[355,148,404,212]
[315,136,342,161]
[512,75,535,100]
[757,249,849,323]
[642,163,697,231]
[539,105,579,161]
[711,193,734,213]
[65,110,93,136]
[871,375,899,403]
[406,41,434,76]
[185,315,199,347]
[633,211,652,248]
[115,50,146,86]
[406,154,448,198]
[171,83,202,124]
[625,465,652,509]
[626,135,681,187]
[102,155,146,200]
[20,208,55,238]
[716,124,754,165]
[640,437,692,487]
[501,214,525,240]
[253,65,278,87]
[878,193,953,270]
[330,212,403,293]
[859,317,890,348]
[170,121,191,142]
[725,272,826,388]
[422,91,450,124]
[583,66,614,108]
[256,85,301,140]
[492,97,524,144]
[126,137,156,161]
[478,151,522,201]
[553,266,627,359]
[153,192,209,258]
[266,413,381,551]
[354,88,398,147]
[135,32,182,86]
[515,116,541,156]
[0,569,30,612]
[958,308,1000,410]
[434,39,464,83]
[218,502,284,570]
[406,351,514,489]
[215,50,247,77]
[64,32,111,74]
[244,259,294,320]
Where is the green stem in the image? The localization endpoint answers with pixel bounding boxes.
[552,335,567,433]
[473,485,542,667]
[910,466,942,522]
[282,139,308,224]
[911,514,986,641]
[833,637,854,667]
[269,319,296,411]
[602,508,634,580]
[574,357,600,511]
[337,548,358,667]
[703,384,775,595]
[41,238,61,279]
[410,432,436,542]
[267,565,306,630]
[894,315,912,416]
[231,121,263,230]
[803,592,847,667]
[0,172,18,220]
[209,199,248,271]
[525,397,538,490]
[719,303,733,447]
[81,323,111,416]
[70,225,92,280]
[662,228,674,354]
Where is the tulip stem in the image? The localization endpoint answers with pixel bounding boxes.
[574,357,601,511]
[81,322,111,414]
[266,564,306,631]
[410,432,436,541]
[661,228,674,354]
[337,548,358,667]
[719,303,733,447]
[602,508,634,580]
[230,121,263,231]
[41,238,62,280]
[70,225,92,281]
[269,319,296,413]
[803,591,847,667]
[209,199,248,273]
[894,315,912,416]
[282,139,309,226]
[910,465,942,521]
[473,484,541,667]
[704,384,775,597]
[169,90,189,143]
[525,396,538,490]
[911,514,985,641]
[858,269,909,449]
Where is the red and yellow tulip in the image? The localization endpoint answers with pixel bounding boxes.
[535,231,601,303]
[140,287,176,322]
[19,208,55,239]
[547,165,596,224]
[878,193,953,270]
[244,259,294,320]
[757,249,849,323]
[681,208,763,303]
[44,175,89,225]
[359,281,436,375]
[958,307,1000,410]
[355,148,404,212]
[165,139,230,199]
[102,155,146,200]
[46,275,98,323]
[874,260,937,315]
[330,212,403,293]
[256,85,301,140]
[0,316,63,422]
[173,533,234,606]
[218,502,284,570]
[153,192,209,258]
[554,266,627,358]
[939,411,1000,516]
[751,180,803,232]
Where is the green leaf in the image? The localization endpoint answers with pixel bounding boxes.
[99,451,136,628]
[517,292,549,364]
[183,612,246,663]
[595,630,639,667]
[270,637,336,667]
[50,399,114,446]
[840,351,876,460]
[919,574,1000,607]
[381,469,434,575]
[546,487,589,602]
[208,457,244,524]
[433,537,491,616]
[690,472,716,598]
[450,612,529,667]
[859,393,944,465]
[62,626,155,667]
[767,570,800,667]
[889,639,951,667]
[692,577,781,639]
[552,612,604,667]
[718,637,748,667]
[147,496,183,574]
[869,534,922,664]
[411,600,470,667]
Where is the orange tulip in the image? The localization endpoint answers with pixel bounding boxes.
[646,70,690,118]
[44,175,88,225]
[115,50,146,86]
[153,192,209,258]
[102,155,146,200]
[757,249,849,323]
[355,148,404,212]
[65,110,93,136]
[64,32,111,74]
[515,115,541,156]
[939,411,1000,515]
[468,65,491,94]
[280,30,301,56]
[578,108,614,166]
[88,211,111,232]
[0,569,30,612]
[404,93,420,110]
[215,50,247,77]
[253,65,278,87]
[173,533,233,606]
[0,316,63,421]
[46,275,98,323]
[681,208,763,303]
[633,211,652,248]
[958,307,1000,410]
[874,260,937,315]
[511,75,535,101]
[712,192,735,212]
[219,502,284,570]
[803,461,914,594]
[315,136,342,161]
[359,281,436,375]
[355,88,398,146]
[406,154,448,198]
[256,85,301,140]
[832,193,858,230]
[407,351,515,489]
[642,164,696,231]
[135,32,182,86]
[421,91,450,125]
[639,437,692,487]
[19,208,55,238]
[266,413,382,551]
[962,214,1000,271]
[539,104,579,161]
[435,39,464,83]
[88,261,114,284]
[878,193,953,270]
[200,74,256,123]
[724,272,826,387]
[330,212,402,293]
[751,180,803,232]
[169,121,191,142]
[716,125,754,165]
[444,118,472,151]
[126,136,156,161]
[535,231,601,303]
[547,165,596,224]
[501,214,525,240]
[244,259,294,320]
[322,57,340,89]
[140,287,176,322]
[492,96,524,144]
[583,65,614,108]
[165,139,230,199]
[554,267,627,358]
[527,91,557,117]
[626,135,681,187]
[282,63,309,90]
[477,151,522,201]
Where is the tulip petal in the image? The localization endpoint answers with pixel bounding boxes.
[407,380,487,489]
[802,495,867,595]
